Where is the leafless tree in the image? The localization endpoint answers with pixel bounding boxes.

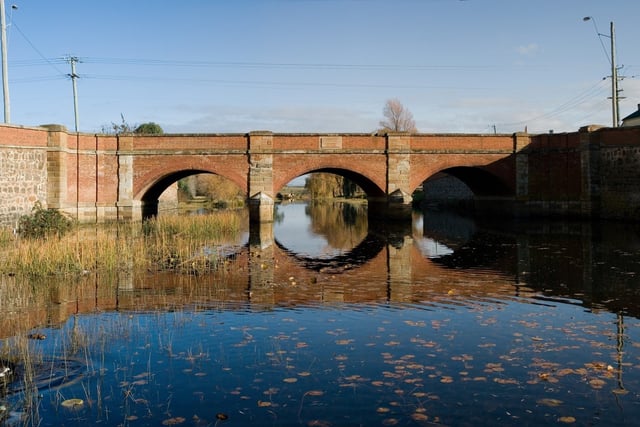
[379,98,417,132]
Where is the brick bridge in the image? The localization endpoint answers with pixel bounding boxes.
[2,123,640,226]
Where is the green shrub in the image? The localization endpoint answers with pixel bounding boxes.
[17,202,74,239]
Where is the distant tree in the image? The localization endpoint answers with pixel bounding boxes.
[101,114,134,134]
[135,122,164,135]
[100,116,163,135]
[379,98,417,132]
[305,173,364,199]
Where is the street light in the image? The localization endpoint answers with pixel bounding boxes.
[0,0,11,123]
[583,16,621,127]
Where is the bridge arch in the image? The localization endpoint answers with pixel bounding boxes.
[425,166,513,198]
[135,162,248,202]
[136,167,246,218]
[276,167,386,198]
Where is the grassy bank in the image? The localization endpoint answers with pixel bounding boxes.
[0,211,247,278]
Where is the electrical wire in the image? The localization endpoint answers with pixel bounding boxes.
[495,79,610,129]
[11,22,67,77]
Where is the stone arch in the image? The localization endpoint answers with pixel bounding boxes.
[276,167,386,198]
[136,168,245,218]
[431,166,513,197]
[135,164,247,200]
[410,154,515,196]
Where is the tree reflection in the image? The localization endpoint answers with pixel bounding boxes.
[306,201,368,251]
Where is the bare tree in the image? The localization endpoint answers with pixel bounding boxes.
[379,98,417,132]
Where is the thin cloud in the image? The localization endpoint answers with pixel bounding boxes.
[517,43,539,56]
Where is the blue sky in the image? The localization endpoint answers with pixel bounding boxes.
[5,0,640,134]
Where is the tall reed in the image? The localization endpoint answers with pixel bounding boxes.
[0,211,246,278]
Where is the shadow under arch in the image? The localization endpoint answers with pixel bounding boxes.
[274,232,386,273]
[434,166,513,197]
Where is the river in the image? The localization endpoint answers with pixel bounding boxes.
[2,201,640,426]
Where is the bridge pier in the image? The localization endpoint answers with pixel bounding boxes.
[248,220,276,304]
[383,133,414,221]
[367,196,413,222]
[248,192,275,223]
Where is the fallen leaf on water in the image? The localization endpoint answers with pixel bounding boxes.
[162,417,186,425]
[494,378,518,385]
[558,416,576,424]
[411,413,429,421]
[537,398,563,407]
[283,377,298,383]
[61,398,84,409]
[258,401,272,407]
[556,368,575,376]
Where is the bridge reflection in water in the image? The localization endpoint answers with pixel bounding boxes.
[3,202,640,340]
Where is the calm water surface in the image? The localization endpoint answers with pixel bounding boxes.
[2,201,640,426]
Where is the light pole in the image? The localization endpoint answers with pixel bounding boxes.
[0,0,10,123]
[583,16,621,127]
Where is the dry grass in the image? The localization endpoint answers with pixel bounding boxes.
[0,211,247,278]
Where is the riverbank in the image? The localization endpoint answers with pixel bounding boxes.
[0,210,248,278]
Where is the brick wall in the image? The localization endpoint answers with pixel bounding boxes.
[0,125,49,227]
[594,127,640,219]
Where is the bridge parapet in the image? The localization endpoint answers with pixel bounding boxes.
[6,124,640,225]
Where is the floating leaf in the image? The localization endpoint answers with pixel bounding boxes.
[411,413,429,421]
[537,398,563,407]
[283,377,298,383]
[558,416,576,424]
[61,398,84,409]
[162,417,186,425]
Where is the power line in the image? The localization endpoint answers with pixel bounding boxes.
[11,21,66,76]
[495,79,610,129]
